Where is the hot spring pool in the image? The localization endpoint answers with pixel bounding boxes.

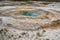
[22,11,40,16]
[0,8,58,30]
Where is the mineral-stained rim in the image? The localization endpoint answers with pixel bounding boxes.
[10,9,49,19]
[1,8,60,31]
[6,20,60,31]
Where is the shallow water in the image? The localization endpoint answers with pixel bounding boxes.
[22,11,40,16]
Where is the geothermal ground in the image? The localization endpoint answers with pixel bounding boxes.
[0,1,60,40]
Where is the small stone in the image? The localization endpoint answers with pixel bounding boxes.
[36,32,42,37]
[18,35,21,38]
[7,23,12,27]
[43,30,46,32]
[8,36,11,38]
[46,38,49,40]
[21,32,26,35]
[0,29,3,34]
[11,35,14,37]
[0,18,2,24]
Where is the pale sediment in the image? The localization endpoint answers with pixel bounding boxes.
[0,8,60,30]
